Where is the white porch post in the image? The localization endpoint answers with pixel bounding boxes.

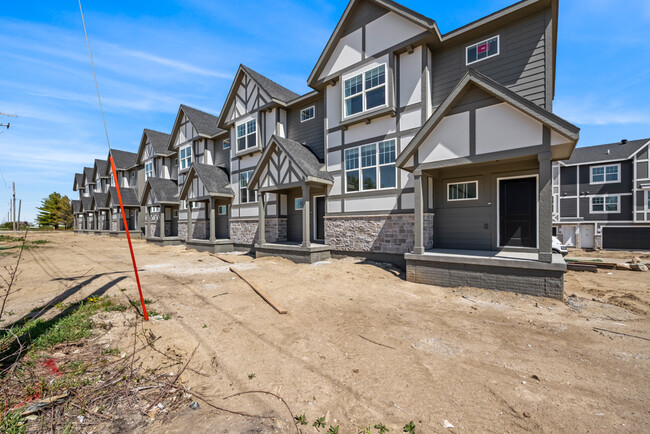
[159,206,165,241]
[413,173,425,254]
[186,203,192,242]
[302,183,311,248]
[258,192,266,245]
[209,198,216,242]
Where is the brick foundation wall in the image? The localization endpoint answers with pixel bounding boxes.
[178,221,188,240]
[406,259,564,300]
[231,219,259,245]
[191,219,208,240]
[324,214,434,254]
[266,218,288,243]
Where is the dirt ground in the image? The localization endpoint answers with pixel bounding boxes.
[1,232,649,433]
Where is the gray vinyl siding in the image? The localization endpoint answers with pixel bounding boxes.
[449,86,500,113]
[432,10,549,109]
[579,195,633,221]
[342,1,387,36]
[636,191,646,212]
[287,192,302,242]
[637,161,648,180]
[578,160,633,195]
[213,137,231,171]
[638,146,649,161]
[435,207,492,250]
[287,98,325,162]
[559,197,577,218]
[559,166,577,196]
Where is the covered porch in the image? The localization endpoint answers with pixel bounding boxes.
[141,178,182,246]
[180,163,235,253]
[106,187,142,239]
[249,136,332,264]
[92,193,109,235]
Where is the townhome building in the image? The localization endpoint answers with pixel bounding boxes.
[553,138,650,250]
[103,149,144,238]
[81,166,96,232]
[72,173,85,232]
[90,159,110,234]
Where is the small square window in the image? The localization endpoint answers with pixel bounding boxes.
[223,139,230,150]
[295,198,304,210]
[218,205,227,215]
[300,106,315,122]
[448,181,478,201]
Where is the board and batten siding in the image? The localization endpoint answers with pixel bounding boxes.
[431,10,550,110]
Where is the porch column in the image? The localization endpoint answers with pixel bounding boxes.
[159,206,165,240]
[413,173,425,254]
[302,183,311,248]
[209,198,216,242]
[538,151,553,263]
[186,203,192,242]
[145,208,150,239]
[258,192,266,245]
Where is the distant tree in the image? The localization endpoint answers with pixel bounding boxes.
[37,192,72,229]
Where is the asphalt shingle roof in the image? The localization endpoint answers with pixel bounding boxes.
[81,196,93,212]
[241,65,300,104]
[192,163,234,196]
[564,139,649,165]
[273,136,333,181]
[110,150,138,170]
[144,129,173,156]
[83,167,95,184]
[72,200,82,214]
[108,187,140,207]
[91,192,108,209]
[146,178,179,204]
[74,173,84,190]
[180,105,225,138]
[94,159,108,179]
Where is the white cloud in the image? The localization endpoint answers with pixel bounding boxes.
[555,99,650,125]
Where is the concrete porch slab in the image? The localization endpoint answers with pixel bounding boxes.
[93,230,109,236]
[185,239,234,253]
[405,249,566,300]
[255,242,331,264]
[147,236,183,246]
[109,231,143,239]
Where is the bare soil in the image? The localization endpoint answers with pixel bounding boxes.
[2,232,649,433]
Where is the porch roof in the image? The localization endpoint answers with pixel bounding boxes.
[91,192,108,210]
[80,196,92,212]
[179,163,234,200]
[73,173,84,191]
[140,178,179,206]
[72,200,82,214]
[107,187,140,208]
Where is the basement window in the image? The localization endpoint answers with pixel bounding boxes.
[466,36,499,65]
[447,181,478,201]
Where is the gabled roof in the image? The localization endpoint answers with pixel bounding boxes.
[217,65,299,129]
[73,173,84,191]
[249,135,333,189]
[83,167,95,185]
[81,195,93,212]
[396,69,580,169]
[93,159,109,180]
[107,187,140,208]
[90,192,108,210]
[179,163,234,200]
[561,139,650,166]
[72,200,82,214]
[109,149,138,171]
[308,0,439,87]
[167,105,225,151]
[137,129,173,164]
[140,178,179,206]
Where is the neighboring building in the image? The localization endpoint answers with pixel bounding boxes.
[91,159,110,234]
[553,138,650,250]
[103,149,144,237]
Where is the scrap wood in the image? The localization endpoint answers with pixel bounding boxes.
[593,327,650,342]
[358,334,396,350]
[20,392,69,416]
[212,254,233,264]
[224,390,300,434]
[567,263,598,273]
[230,267,287,314]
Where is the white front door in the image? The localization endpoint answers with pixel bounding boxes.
[561,225,576,247]
[579,225,594,249]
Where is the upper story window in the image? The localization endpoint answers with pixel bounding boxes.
[223,138,230,150]
[237,120,257,152]
[448,181,478,201]
[179,145,192,171]
[590,164,619,184]
[344,64,386,118]
[591,195,619,213]
[344,139,396,193]
[145,161,154,179]
[239,170,258,204]
[300,106,315,122]
[466,36,499,65]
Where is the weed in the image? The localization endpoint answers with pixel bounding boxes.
[103,347,120,355]
[161,314,171,320]
[248,373,255,380]
[202,324,207,328]
[403,421,416,433]
[359,427,372,434]
[0,408,26,433]
[313,416,326,429]
[55,302,69,311]
[64,360,87,376]
[0,235,23,242]
[148,309,159,317]
[86,296,101,304]
[374,423,391,433]
[6,310,15,316]
[119,288,127,292]
[104,304,127,312]
[143,298,154,304]
[29,240,49,245]
[294,414,308,425]
[327,426,339,434]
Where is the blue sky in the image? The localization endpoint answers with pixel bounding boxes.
[0,0,648,222]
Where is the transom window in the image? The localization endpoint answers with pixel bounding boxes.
[145,161,154,179]
[179,146,192,170]
[344,139,396,192]
[344,64,386,117]
[237,120,257,152]
[466,36,499,65]
[239,170,258,204]
[591,195,619,213]
[300,106,315,122]
[448,181,478,201]
[590,164,619,184]
[295,198,304,210]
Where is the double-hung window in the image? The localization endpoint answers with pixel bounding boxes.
[590,164,619,184]
[145,161,154,179]
[300,106,315,122]
[344,64,386,117]
[237,120,257,152]
[466,36,499,65]
[344,139,396,192]
[179,146,192,170]
[239,170,257,203]
[448,181,478,201]
[591,195,619,213]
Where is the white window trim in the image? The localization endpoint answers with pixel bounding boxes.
[590,195,620,214]
[300,106,315,122]
[341,62,388,120]
[344,139,397,194]
[223,139,230,150]
[295,198,304,210]
[145,160,154,179]
[466,35,500,66]
[447,180,479,202]
[239,170,258,204]
[590,163,620,184]
[179,145,192,171]
[236,118,258,154]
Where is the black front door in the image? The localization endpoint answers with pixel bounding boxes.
[315,196,325,241]
[499,177,536,248]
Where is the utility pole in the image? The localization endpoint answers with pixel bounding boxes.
[12,182,16,231]
[17,200,22,229]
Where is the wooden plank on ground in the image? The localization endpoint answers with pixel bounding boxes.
[567,263,598,273]
[229,267,287,314]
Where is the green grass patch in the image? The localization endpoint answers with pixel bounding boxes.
[0,235,24,242]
